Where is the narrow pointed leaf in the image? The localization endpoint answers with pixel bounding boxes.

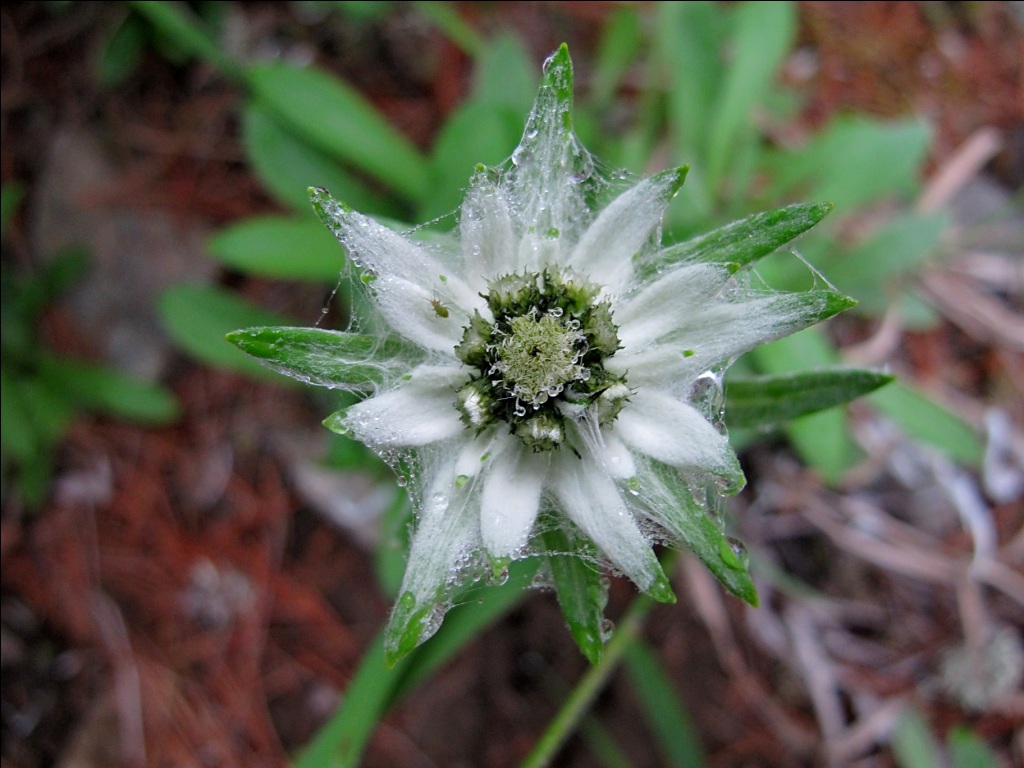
[591,9,643,109]
[128,1,244,81]
[36,356,180,423]
[642,461,757,606]
[247,62,430,202]
[749,327,861,482]
[543,526,609,665]
[241,104,398,216]
[391,560,537,698]
[705,0,796,193]
[725,369,893,429]
[541,43,574,116]
[625,641,707,768]
[226,326,415,391]
[870,382,983,466]
[294,561,536,768]
[414,1,485,57]
[645,202,833,275]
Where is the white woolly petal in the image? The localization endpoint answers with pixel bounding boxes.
[335,210,486,351]
[610,292,837,388]
[517,230,564,274]
[399,455,479,604]
[344,365,464,448]
[454,427,500,482]
[564,406,637,481]
[461,179,517,292]
[480,437,549,557]
[614,388,737,476]
[551,449,661,591]
[597,431,637,480]
[567,175,676,292]
[615,264,732,349]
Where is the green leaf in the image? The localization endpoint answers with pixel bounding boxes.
[835,212,947,315]
[294,560,536,768]
[208,216,344,281]
[641,460,757,605]
[241,103,399,217]
[869,382,983,466]
[542,526,610,665]
[414,1,484,57]
[648,202,834,274]
[391,560,537,698]
[158,284,292,378]
[97,13,145,88]
[36,356,180,423]
[225,326,414,391]
[705,1,796,195]
[1,182,26,239]
[749,327,862,482]
[247,63,430,202]
[590,8,643,109]
[772,116,931,209]
[419,102,523,221]
[947,725,1000,768]
[472,33,538,115]
[624,641,707,768]
[1,370,40,462]
[127,0,244,81]
[893,708,942,768]
[540,43,574,116]
[725,369,893,428]
[292,631,411,768]
[655,1,724,167]
[329,1,394,22]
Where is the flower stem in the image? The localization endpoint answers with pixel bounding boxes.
[518,551,679,768]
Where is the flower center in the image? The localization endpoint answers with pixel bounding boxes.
[454,268,629,451]
[493,310,587,408]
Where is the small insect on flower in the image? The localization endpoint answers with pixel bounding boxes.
[429,290,450,318]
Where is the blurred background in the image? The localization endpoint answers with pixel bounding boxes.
[1,2,1022,767]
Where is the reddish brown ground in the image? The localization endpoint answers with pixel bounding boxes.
[2,3,1021,768]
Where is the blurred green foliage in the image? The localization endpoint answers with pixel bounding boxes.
[0,184,180,507]
[98,2,995,764]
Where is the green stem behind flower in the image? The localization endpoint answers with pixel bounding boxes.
[518,550,679,768]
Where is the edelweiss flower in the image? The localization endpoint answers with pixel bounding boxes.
[230,45,852,663]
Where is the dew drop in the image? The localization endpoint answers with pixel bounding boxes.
[511,146,531,167]
[396,475,408,488]
[600,618,615,642]
[720,537,749,570]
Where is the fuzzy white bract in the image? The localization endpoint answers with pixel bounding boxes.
[233,45,852,663]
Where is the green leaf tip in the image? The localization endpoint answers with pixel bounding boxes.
[652,165,690,198]
[643,201,841,277]
[540,42,574,123]
[383,591,432,668]
[646,569,677,604]
[307,185,351,217]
